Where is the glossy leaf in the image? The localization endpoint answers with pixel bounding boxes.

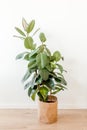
[15,27,26,36]
[27,20,35,33]
[39,33,46,42]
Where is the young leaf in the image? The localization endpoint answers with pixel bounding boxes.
[22,18,28,31]
[39,33,46,43]
[15,27,26,36]
[53,51,61,61]
[27,20,35,33]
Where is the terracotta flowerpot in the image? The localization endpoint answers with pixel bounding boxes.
[38,95,58,124]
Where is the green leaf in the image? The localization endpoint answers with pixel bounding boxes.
[39,85,49,101]
[39,69,49,81]
[15,27,26,36]
[24,82,31,89]
[45,78,54,89]
[51,88,62,94]
[16,52,28,60]
[29,48,39,58]
[41,52,50,68]
[56,72,64,78]
[28,60,37,69]
[46,64,53,72]
[55,77,67,85]
[22,70,31,83]
[49,72,57,78]
[24,37,34,50]
[35,75,42,84]
[36,52,50,69]
[39,33,46,42]
[50,62,56,70]
[37,92,44,101]
[50,56,55,61]
[31,90,37,101]
[24,73,37,89]
[45,47,51,57]
[24,53,30,60]
[53,51,61,61]
[28,87,32,97]
[27,20,35,33]
[13,35,25,40]
[56,84,67,89]
[32,28,40,36]
[56,64,63,73]
[22,18,28,31]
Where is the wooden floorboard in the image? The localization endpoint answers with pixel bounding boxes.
[0,109,87,130]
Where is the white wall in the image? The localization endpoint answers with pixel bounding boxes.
[0,0,87,109]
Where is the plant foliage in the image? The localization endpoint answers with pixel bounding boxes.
[14,18,67,102]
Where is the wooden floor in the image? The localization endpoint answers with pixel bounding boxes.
[0,109,87,130]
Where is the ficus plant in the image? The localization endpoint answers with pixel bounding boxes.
[14,18,67,102]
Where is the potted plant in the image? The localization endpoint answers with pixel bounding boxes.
[14,18,67,124]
